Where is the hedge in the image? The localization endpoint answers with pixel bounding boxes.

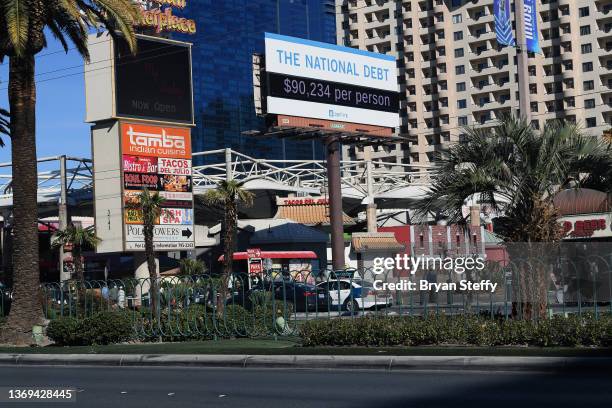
[47,310,134,346]
[299,314,612,347]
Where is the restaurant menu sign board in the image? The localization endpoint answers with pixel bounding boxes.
[121,122,195,251]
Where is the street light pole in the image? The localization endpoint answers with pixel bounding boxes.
[325,135,345,270]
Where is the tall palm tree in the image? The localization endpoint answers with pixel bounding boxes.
[52,223,101,283]
[129,188,165,317]
[203,180,254,314]
[0,1,139,345]
[0,107,8,142]
[416,116,612,319]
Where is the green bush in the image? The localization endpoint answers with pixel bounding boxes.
[47,311,134,346]
[80,311,134,345]
[300,314,612,348]
[46,316,82,346]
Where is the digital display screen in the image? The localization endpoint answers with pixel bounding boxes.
[114,36,193,124]
[266,72,399,114]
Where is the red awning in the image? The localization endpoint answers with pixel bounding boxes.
[218,251,317,261]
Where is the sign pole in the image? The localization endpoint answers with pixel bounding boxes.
[515,0,532,122]
[325,134,345,271]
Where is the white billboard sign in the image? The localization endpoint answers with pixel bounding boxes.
[125,224,195,251]
[264,33,399,128]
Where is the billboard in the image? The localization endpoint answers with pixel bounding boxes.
[264,33,399,128]
[114,36,194,124]
[120,122,195,251]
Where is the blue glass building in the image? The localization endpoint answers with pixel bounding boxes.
[176,1,336,162]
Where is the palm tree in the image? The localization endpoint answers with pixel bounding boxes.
[129,188,165,317]
[0,1,139,345]
[179,258,206,276]
[0,108,8,142]
[416,116,612,319]
[52,223,101,283]
[203,180,254,314]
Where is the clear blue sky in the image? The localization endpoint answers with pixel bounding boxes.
[0,36,91,164]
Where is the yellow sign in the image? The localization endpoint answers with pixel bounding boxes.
[137,0,196,35]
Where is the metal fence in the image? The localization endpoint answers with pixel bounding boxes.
[2,243,611,340]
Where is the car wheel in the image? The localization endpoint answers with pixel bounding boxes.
[344,298,359,313]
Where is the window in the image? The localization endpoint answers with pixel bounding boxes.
[458,116,468,126]
[585,99,596,109]
[456,82,466,91]
[581,43,592,54]
[452,14,462,24]
[454,48,464,58]
[454,31,463,41]
[457,99,467,109]
[530,102,538,112]
[586,117,596,128]
[583,80,594,90]
[579,7,589,18]
[583,62,593,72]
[456,65,465,74]
[580,25,591,36]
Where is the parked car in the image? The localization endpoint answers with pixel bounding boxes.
[316,279,393,312]
[227,280,331,312]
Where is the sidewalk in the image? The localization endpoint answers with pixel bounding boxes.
[1,353,611,372]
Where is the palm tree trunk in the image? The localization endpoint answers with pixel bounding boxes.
[218,200,236,315]
[144,223,159,318]
[0,55,43,345]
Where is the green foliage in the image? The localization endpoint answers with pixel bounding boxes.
[179,259,207,276]
[46,317,81,346]
[46,311,134,346]
[300,314,612,347]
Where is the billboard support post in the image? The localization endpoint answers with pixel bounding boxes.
[325,135,345,270]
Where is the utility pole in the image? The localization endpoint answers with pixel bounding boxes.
[515,0,532,122]
[325,135,345,270]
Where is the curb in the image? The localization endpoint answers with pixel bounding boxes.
[0,354,611,371]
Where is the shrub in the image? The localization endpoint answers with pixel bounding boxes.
[299,314,612,348]
[46,317,81,346]
[79,311,134,345]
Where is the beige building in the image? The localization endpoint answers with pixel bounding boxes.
[337,0,612,166]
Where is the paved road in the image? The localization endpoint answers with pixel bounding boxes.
[0,365,610,408]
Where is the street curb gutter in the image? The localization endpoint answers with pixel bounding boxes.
[0,354,611,371]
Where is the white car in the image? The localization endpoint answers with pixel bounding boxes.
[316,279,393,312]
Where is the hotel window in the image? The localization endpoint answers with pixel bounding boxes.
[454,48,464,58]
[456,65,465,74]
[586,117,596,128]
[583,80,594,91]
[458,116,468,126]
[456,82,466,91]
[580,25,591,36]
[454,31,463,41]
[583,62,593,72]
[452,14,462,24]
[579,7,589,18]
[581,43,592,54]
[585,99,596,109]
[457,99,467,109]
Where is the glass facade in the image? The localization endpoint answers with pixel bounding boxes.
[175,0,336,162]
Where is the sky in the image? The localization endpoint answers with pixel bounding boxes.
[0,36,91,164]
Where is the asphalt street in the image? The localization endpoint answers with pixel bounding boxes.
[0,364,610,408]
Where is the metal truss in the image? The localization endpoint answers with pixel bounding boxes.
[0,149,432,209]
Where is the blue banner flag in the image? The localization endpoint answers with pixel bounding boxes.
[494,0,515,47]
[523,0,541,53]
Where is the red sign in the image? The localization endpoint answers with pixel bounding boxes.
[280,198,329,206]
[562,219,607,238]
[249,259,263,275]
[121,122,191,159]
[123,155,158,173]
[247,248,262,259]
[124,172,160,190]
